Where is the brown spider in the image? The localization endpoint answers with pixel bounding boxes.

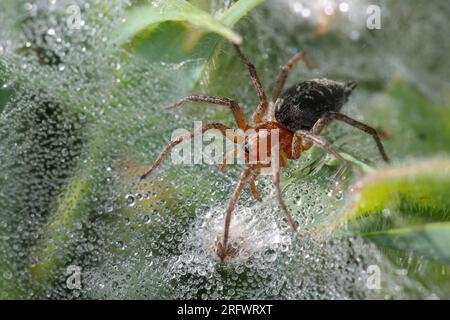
[141,44,390,262]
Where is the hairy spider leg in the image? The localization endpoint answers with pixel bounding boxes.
[221,147,262,201]
[233,44,269,125]
[249,170,262,202]
[311,111,390,163]
[164,95,250,131]
[220,137,262,202]
[290,131,304,160]
[140,123,241,180]
[272,163,301,236]
[217,166,254,261]
[272,51,316,103]
[295,130,352,180]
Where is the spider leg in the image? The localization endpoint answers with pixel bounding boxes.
[217,166,254,261]
[272,51,316,103]
[296,130,352,180]
[220,146,260,201]
[164,95,249,131]
[272,165,300,235]
[140,123,240,180]
[291,132,304,160]
[220,148,237,173]
[311,111,390,163]
[233,44,269,125]
[249,171,262,202]
[220,140,249,172]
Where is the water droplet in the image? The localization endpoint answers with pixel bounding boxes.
[382,209,392,218]
[125,194,136,207]
[339,2,349,13]
[264,248,277,262]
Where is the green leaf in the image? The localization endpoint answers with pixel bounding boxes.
[219,0,264,27]
[365,222,450,264]
[30,173,93,283]
[336,159,450,264]
[112,0,242,46]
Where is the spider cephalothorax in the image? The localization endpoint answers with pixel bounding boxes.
[141,44,390,262]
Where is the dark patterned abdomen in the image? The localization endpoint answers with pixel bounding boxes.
[274,79,357,132]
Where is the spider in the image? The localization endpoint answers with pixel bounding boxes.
[140,44,390,262]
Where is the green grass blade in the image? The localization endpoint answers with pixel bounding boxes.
[220,0,264,27]
[329,159,450,264]
[365,222,450,264]
[113,0,242,46]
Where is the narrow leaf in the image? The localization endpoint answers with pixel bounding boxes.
[113,0,242,46]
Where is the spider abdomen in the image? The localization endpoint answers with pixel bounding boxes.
[274,78,357,132]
